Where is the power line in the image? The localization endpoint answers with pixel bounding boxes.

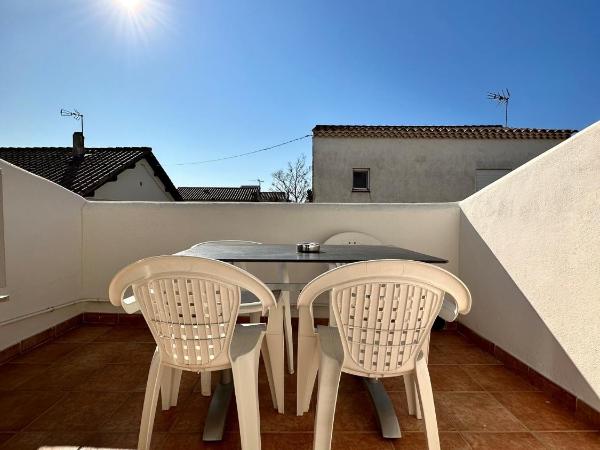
[174,134,312,166]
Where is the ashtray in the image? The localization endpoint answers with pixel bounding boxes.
[296,242,321,253]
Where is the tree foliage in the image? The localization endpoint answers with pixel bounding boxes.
[271,154,311,203]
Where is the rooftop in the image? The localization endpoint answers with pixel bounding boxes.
[178,186,288,202]
[0,146,181,200]
[0,320,597,449]
[312,125,577,140]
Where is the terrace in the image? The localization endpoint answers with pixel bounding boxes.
[0,122,598,449]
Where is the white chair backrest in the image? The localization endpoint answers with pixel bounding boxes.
[298,260,471,376]
[109,256,276,371]
[324,232,382,246]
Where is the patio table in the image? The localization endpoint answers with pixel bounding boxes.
[177,242,450,441]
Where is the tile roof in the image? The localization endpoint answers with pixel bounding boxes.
[0,147,182,200]
[312,125,576,140]
[178,186,288,202]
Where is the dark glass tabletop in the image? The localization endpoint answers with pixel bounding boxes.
[177,243,447,264]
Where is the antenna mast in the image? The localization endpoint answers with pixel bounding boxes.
[249,178,264,189]
[60,108,84,133]
[487,89,510,127]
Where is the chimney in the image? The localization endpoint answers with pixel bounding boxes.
[72,132,85,157]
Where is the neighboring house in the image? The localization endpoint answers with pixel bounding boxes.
[312,125,576,203]
[0,132,181,201]
[178,185,288,202]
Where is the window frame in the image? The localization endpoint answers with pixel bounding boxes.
[352,168,370,192]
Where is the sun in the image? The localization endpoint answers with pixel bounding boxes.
[117,0,143,13]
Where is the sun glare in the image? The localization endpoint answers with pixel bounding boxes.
[117,0,143,13]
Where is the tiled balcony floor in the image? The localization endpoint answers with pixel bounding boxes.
[0,323,598,449]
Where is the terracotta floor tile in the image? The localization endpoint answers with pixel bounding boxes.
[56,326,113,343]
[262,432,313,450]
[493,391,597,431]
[430,344,501,366]
[17,364,95,391]
[83,431,155,449]
[0,431,92,450]
[94,325,154,343]
[380,374,410,392]
[155,432,241,449]
[0,433,14,446]
[100,392,181,433]
[0,323,595,449]
[431,366,483,392]
[388,391,448,432]
[392,432,470,449]
[259,393,316,432]
[534,431,600,449]
[435,392,525,432]
[0,391,65,431]
[56,342,154,368]
[462,365,539,392]
[0,363,48,390]
[78,363,149,392]
[461,432,546,449]
[429,331,471,347]
[54,342,132,368]
[168,392,214,433]
[332,391,381,432]
[26,391,128,431]
[332,432,393,449]
[11,343,81,365]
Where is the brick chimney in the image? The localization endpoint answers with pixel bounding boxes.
[72,132,85,157]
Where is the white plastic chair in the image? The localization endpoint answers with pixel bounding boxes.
[109,256,277,450]
[192,241,294,399]
[296,260,471,450]
[324,232,426,421]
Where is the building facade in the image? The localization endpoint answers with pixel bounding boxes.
[312,125,575,203]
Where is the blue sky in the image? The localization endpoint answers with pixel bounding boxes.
[0,0,599,187]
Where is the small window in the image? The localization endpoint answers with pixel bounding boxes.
[352,169,370,191]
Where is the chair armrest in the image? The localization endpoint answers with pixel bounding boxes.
[230,323,267,360]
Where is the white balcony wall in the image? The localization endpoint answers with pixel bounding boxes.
[0,161,85,347]
[81,201,459,309]
[459,121,600,410]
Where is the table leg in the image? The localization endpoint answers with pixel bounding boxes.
[202,370,234,442]
[363,378,402,439]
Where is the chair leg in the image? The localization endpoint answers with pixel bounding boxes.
[403,373,422,419]
[170,368,183,407]
[403,374,416,415]
[160,366,172,411]
[313,343,342,450]
[283,293,295,374]
[261,339,277,409]
[139,348,163,450]
[231,341,263,449]
[414,355,440,450]
[200,372,212,397]
[296,335,320,415]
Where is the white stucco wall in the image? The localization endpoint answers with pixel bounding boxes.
[459,122,600,409]
[81,202,459,303]
[313,137,566,203]
[0,161,85,348]
[91,159,174,201]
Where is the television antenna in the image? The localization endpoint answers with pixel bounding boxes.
[249,178,264,189]
[60,108,84,133]
[487,89,510,127]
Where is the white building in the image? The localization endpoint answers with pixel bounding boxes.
[0,132,180,201]
[312,125,575,203]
